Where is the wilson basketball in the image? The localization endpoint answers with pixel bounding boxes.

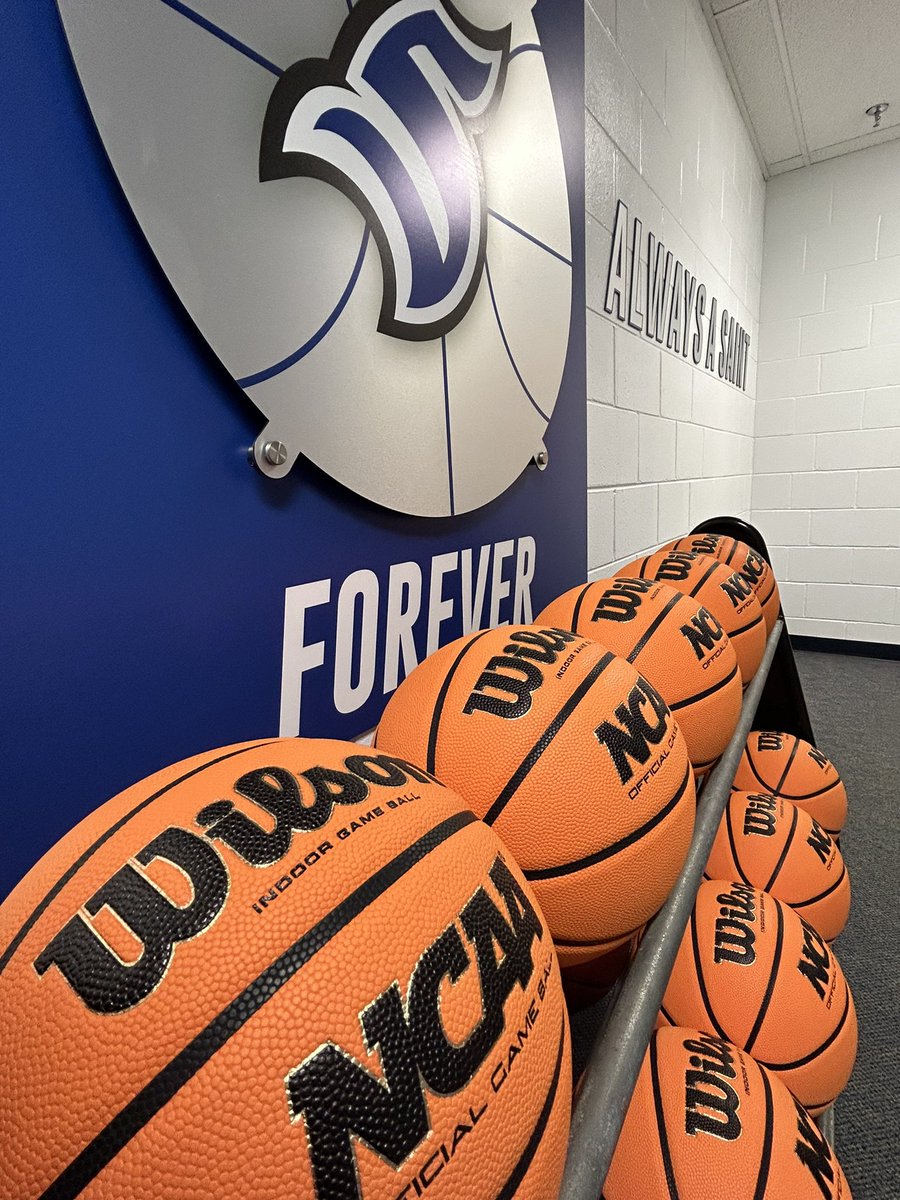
[537,576,741,774]
[659,880,857,1113]
[659,532,781,634]
[605,1027,851,1200]
[0,739,572,1199]
[376,624,695,967]
[707,791,851,941]
[733,731,848,835]
[621,550,766,683]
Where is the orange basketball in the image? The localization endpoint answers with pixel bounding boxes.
[0,739,571,1200]
[537,576,741,774]
[659,532,782,634]
[733,731,848,835]
[376,624,695,967]
[659,880,857,1113]
[707,791,851,941]
[621,550,767,683]
[605,1027,851,1200]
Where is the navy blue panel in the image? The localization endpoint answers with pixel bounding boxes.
[0,0,585,899]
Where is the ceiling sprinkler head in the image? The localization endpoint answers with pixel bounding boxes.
[865,102,890,129]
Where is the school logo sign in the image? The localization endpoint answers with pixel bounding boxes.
[58,0,574,516]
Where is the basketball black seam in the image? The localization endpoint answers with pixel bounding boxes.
[626,594,683,663]
[763,803,799,892]
[724,539,739,566]
[690,907,730,1040]
[650,1033,680,1200]
[494,1017,566,1200]
[725,802,754,888]
[781,780,840,801]
[729,612,765,637]
[743,897,784,1055]
[659,1003,677,1025]
[570,581,596,631]
[38,810,478,1200]
[0,740,282,977]
[773,737,801,797]
[792,864,847,908]
[746,753,777,794]
[752,1066,775,1200]
[636,556,651,579]
[754,985,851,1071]
[425,628,492,774]
[668,664,739,711]
[758,577,776,609]
[523,765,692,880]
[688,561,720,598]
[483,651,615,826]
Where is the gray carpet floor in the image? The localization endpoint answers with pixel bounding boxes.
[568,646,899,1198]
[793,649,900,1200]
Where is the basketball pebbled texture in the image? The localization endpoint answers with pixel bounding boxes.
[604,1027,852,1200]
[376,625,695,967]
[658,532,781,635]
[706,791,851,942]
[537,576,741,774]
[0,738,571,1200]
[732,731,848,835]
[621,550,766,684]
[659,880,857,1114]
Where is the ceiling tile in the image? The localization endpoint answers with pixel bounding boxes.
[777,0,900,153]
[717,0,802,165]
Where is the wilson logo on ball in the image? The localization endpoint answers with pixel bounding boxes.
[33,754,438,1013]
[590,577,654,623]
[712,883,757,967]
[463,627,577,719]
[260,0,508,339]
[682,1034,742,1142]
[285,854,543,1200]
[742,793,777,838]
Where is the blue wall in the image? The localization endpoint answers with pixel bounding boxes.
[0,2,585,898]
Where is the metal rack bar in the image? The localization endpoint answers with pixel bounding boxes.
[559,618,785,1200]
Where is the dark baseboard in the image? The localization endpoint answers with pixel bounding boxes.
[790,633,900,661]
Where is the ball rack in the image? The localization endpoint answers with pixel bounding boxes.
[559,517,831,1200]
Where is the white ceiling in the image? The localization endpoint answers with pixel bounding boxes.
[701,0,900,177]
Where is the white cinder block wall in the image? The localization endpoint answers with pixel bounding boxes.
[585,0,765,578]
[752,141,900,646]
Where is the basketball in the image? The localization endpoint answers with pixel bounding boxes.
[537,576,742,774]
[707,790,851,941]
[733,731,848,835]
[0,738,572,1199]
[659,532,781,634]
[659,880,857,1113]
[604,1027,851,1200]
[376,624,696,966]
[621,550,767,683]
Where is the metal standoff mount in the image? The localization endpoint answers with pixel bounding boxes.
[250,431,301,479]
[533,446,549,471]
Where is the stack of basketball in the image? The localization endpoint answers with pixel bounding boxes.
[0,528,856,1200]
